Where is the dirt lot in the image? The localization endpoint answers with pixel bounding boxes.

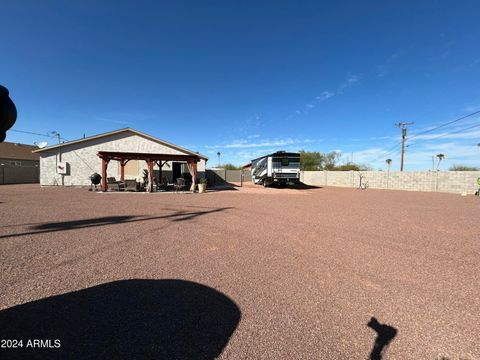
[0,184,479,359]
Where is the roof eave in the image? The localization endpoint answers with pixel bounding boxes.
[32,127,209,160]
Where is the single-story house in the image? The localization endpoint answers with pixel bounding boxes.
[33,128,208,187]
[0,141,39,184]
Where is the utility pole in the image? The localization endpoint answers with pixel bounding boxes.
[51,131,61,144]
[395,122,414,171]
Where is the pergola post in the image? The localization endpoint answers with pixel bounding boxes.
[120,161,125,182]
[101,158,109,192]
[158,161,162,184]
[189,159,198,192]
[147,160,154,192]
[119,159,130,182]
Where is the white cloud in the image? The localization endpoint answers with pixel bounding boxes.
[337,74,361,93]
[228,113,266,135]
[377,69,387,77]
[289,74,361,118]
[94,116,134,125]
[225,138,299,149]
[205,137,320,151]
[376,52,402,78]
[316,91,335,102]
[463,105,480,112]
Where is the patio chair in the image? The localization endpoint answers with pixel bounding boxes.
[174,178,185,193]
[106,177,125,191]
[156,177,168,192]
[124,179,139,192]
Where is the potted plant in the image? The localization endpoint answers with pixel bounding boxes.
[142,169,149,191]
[198,178,207,193]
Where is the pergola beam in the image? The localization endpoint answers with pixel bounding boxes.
[97,151,201,163]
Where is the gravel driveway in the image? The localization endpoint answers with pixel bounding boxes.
[0,184,479,359]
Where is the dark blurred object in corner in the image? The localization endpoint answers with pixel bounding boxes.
[0,85,17,142]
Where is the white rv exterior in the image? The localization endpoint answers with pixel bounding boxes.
[251,151,301,187]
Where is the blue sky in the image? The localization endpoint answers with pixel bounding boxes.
[1,0,480,169]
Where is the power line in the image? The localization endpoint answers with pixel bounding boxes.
[408,109,480,141]
[368,110,480,165]
[407,122,480,148]
[368,140,404,163]
[10,129,55,138]
[11,128,95,172]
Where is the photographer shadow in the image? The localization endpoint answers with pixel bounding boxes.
[0,279,241,360]
[367,317,398,360]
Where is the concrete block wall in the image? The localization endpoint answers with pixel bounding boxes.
[0,166,39,184]
[301,171,480,194]
[205,169,252,185]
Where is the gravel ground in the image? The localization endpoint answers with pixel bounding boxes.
[0,184,479,359]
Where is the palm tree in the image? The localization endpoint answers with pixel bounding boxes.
[436,153,445,170]
[217,151,221,167]
[385,159,392,172]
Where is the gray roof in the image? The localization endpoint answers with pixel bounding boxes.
[0,142,39,161]
[33,128,208,160]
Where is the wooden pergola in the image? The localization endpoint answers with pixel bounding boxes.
[97,151,200,192]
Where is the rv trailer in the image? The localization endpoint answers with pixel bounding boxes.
[251,151,301,187]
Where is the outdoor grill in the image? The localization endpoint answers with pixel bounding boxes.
[90,172,102,191]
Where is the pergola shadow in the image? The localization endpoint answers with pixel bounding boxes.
[0,207,232,239]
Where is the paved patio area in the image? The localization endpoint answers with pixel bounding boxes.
[0,184,479,359]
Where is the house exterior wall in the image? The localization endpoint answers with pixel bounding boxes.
[38,132,207,186]
[301,170,480,194]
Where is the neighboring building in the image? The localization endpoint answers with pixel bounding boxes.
[0,142,40,184]
[33,128,208,186]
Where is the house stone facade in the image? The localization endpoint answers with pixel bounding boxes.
[35,128,207,186]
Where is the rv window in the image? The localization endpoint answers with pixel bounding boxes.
[281,158,289,166]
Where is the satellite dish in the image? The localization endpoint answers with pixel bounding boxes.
[35,141,48,148]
